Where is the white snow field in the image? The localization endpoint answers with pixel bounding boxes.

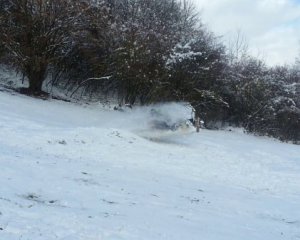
[0,90,300,240]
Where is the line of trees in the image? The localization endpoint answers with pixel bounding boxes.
[0,0,299,142]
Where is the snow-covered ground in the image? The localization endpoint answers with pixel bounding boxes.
[0,89,300,240]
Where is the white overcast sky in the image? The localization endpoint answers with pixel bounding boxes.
[193,0,300,66]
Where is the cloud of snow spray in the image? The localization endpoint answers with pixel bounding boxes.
[111,102,195,140]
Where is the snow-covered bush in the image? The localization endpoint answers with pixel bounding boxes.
[220,58,300,142]
[157,30,228,124]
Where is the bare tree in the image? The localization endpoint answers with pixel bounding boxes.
[0,0,82,95]
[227,29,249,65]
[108,0,186,104]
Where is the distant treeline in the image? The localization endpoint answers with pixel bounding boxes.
[0,0,299,142]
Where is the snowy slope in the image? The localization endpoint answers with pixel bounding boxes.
[0,90,300,240]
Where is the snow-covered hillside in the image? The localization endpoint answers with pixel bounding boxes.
[0,90,300,240]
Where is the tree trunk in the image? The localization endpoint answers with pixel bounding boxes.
[28,71,45,95]
[27,61,47,95]
[196,117,200,132]
[28,79,43,94]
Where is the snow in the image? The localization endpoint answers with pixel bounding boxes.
[166,41,203,67]
[0,90,300,240]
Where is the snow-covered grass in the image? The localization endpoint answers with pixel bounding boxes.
[0,89,300,240]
